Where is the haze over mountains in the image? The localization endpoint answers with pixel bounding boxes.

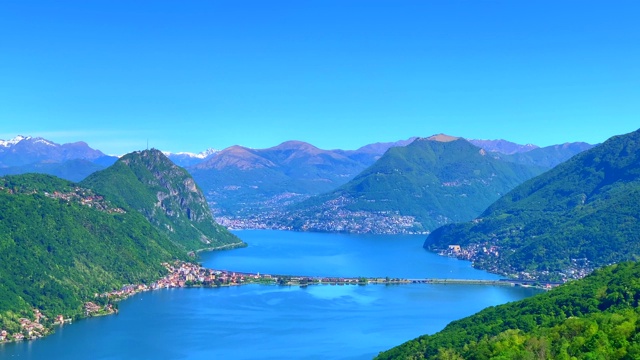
[0,134,594,233]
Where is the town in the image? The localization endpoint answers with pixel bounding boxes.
[0,259,560,344]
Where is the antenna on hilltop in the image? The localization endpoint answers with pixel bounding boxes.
[146,139,149,150]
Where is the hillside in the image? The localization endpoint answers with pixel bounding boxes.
[0,174,188,338]
[277,136,545,234]
[425,129,640,281]
[377,261,640,360]
[81,149,243,251]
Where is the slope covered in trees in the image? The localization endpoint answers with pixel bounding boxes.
[425,129,640,281]
[82,149,243,251]
[0,174,188,336]
[377,261,640,359]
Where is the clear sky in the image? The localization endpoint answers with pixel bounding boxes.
[1,1,638,155]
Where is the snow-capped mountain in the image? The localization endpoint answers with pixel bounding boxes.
[163,148,219,167]
[0,135,112,167]
[0,135,31,147]
[0,135,119,181]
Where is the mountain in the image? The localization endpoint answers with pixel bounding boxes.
[468,138,594,168]
[276,135,546,234]
[425,129,640,281]
[500,142,595,169]
[0,135,118,181]
[164,148,219,167]
[0,173,188,337]
[468,139,539,154]
[0,135,111,166]
[81,149,243,251]
[187,139,413,217]
[334,137,417,165]
[377,261,640,360]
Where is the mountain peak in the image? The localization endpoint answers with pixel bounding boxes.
[163,148,219,159]
[426,134,460,142]
[0,135,32,147]
[82,149,242,250]
[271,140,319,152]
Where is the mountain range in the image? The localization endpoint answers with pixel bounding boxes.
[272,135,591,234]
[0,136,117,181]
[425,128,640,281]
[0,134,593,231]
[187,138,416,217]
[468,138,539,154]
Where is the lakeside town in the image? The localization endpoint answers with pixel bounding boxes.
[0,260,558,344]
[438,243,594,282]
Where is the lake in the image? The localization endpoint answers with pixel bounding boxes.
[1,230,540,359]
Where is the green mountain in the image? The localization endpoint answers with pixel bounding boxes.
[81,149,243,251]
[425,129,640,281]
[0,173,188,336]
[278,135,545,234]
[377,261,640,360]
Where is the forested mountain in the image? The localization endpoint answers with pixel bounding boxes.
[0,174,188,337]
[81,149,242,251]
[377,261,640,360]
[426,129,640,281]
[276,135,546,234]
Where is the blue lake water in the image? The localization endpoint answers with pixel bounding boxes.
[1,230,540,359]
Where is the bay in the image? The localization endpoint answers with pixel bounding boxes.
[1,230,540,359]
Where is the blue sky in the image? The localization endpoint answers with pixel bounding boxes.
[1,1,639,155]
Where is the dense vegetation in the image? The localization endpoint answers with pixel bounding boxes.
[426,129,640,280]
[282,136,545,232]
[377,261,640,359]
[0,174,188,334]
[82,149,243,251]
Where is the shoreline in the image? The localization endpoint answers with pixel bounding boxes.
[193,241,247,254]
[0,256,553,345]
